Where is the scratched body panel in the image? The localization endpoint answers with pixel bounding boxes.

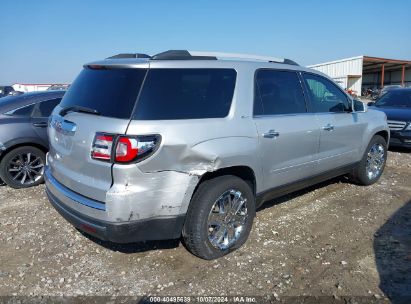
[114,122,260,220]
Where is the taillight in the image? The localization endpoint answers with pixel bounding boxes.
[115,137,138,162]
[91,134,114,161]
[91,133,160,164]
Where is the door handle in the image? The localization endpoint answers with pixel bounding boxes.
[262,129,280,139]
[322,124,334,131]
[33,122,48,128]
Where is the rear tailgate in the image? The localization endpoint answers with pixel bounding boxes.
[48,113,130,202]
[47,65,147,202]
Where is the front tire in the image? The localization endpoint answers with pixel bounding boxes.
[182,175,256,260]
[0,146,46,189]
[350,135,387,186]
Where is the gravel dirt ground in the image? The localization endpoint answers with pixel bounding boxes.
[0,149,410,302]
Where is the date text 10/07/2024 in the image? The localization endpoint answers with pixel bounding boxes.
[148,296,257,303]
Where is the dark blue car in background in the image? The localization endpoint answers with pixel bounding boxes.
[369,88,411,149]
[0,91,65,188]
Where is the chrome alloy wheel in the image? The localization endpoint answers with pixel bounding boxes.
[7,152,45,185]
[366,143,385,180]
[207,189,248,250]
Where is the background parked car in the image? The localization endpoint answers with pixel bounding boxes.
[0,91,65,188]
[8,91,24,96]
[369,88,411,148]
[0,86,16,98]
[379,85,403,97]
[47,84,70,91]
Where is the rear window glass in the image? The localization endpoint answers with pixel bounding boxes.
[133,69,236,120]
[59,68,147,119]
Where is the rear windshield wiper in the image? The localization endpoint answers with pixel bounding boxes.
[59,105,100,117]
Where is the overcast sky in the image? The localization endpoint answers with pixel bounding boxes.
[1,0,410,84]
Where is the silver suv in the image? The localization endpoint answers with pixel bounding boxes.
[45,50,389,260]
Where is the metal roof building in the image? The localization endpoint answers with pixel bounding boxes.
[308,56,411,96]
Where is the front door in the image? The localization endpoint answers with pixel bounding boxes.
[301,72,366,173]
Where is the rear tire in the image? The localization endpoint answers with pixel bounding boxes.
[0,146,46,189]
[182,175,255,260]
[350,135,387,186]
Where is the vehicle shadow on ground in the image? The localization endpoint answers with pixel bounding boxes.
[374,200,411,304]
[78,230,181,254]
[80,176,350,254]
[389,146,410,153]
[257,176,348,212]
[78,230,180,254]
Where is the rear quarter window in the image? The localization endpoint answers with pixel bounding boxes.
[133,69,237,120]
[32,98,62,118]
[7,104,35,117]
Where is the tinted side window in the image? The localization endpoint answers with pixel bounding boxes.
[32,98,62,118]
[11,104,35,117]
[254,70,306,116]
[302,73,350,113]
[133,69,236,120]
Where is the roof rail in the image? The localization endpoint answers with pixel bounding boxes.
[191,51,299,65]
[106,50,299,65]
[152,50,217,60]
[189,51,287,63]
[107,53,151,59]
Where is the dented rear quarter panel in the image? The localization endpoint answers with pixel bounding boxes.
[112,119,261,220]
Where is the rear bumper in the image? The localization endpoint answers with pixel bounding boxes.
[45,170,186,243]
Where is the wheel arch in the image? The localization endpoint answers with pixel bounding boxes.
[360,123,390,158]
[374,130,389,144]
[195,165,257,197]
[0,140,48,163]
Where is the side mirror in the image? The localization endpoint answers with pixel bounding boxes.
[352,99,367,112]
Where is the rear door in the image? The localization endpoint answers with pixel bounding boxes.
[1,103,39,145]
[31,97,62,143]
[301,72,366,172]
[48,67,147,202]
[253,69,320,191]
